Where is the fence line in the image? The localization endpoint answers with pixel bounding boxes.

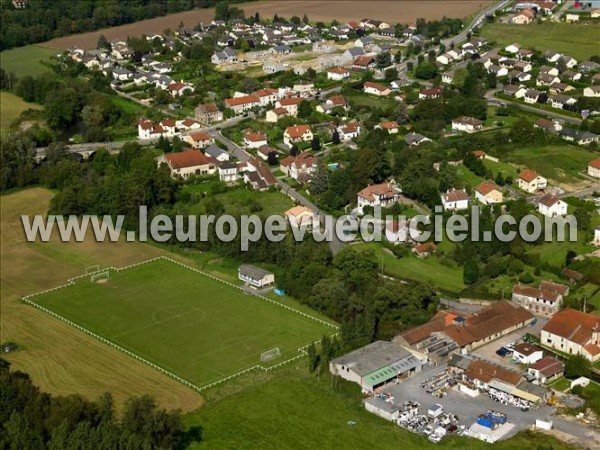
[21,257,339,393]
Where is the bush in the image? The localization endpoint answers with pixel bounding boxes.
[519,273,534,284]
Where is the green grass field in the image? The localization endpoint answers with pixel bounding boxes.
[31,258,334,387]
[0,45,58,77]
[481,23,600,61]
[504,145,598,184]
[0,91,42,135]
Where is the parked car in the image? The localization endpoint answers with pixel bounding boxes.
[496,347,512,357]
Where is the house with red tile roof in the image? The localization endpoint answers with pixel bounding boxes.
[527,357,564,384]
[517,169,547,193]
[158,149,216,178]
[356,182,400,210]
[363,81,391,97]
[243,131,268,149]
[475,181,503,205]
[184,132,213,149]
[440,189,469,211]
[541,308,600,362]
[587,157,600,178]
[280,152,318,182]
[512,280,568,317]
[283,125,313,147]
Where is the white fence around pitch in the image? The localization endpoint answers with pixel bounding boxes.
[21,256,339,393]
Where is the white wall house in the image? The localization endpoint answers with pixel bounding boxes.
[440,189,469,211]
[517,169,547,193]
[538,193,567,218]
[238,264,275,288]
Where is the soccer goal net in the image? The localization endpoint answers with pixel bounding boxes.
[90,271,110,283]
[260,347,281,362]
[85,265,100,274]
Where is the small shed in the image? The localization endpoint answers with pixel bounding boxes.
[238,264,275,288]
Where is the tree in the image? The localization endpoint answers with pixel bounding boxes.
[565,250,577,267]
[331,130,340,145]
[267,151,278,166]
[565,355,591,379]
[298,100,312,119]
[384,67,398,83]
[311,136,321,151]
[307,343,320,372]
[302,14,309,24]
[290,144,299,157]
[44,88,80,131]
[97,34,110,50]
[463,259,479,284]
[415,61,438,80]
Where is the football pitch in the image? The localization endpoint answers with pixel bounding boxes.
[29,258,336,388]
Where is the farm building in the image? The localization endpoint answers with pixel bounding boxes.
[329,341,422,393]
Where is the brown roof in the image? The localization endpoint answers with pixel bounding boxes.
[281,151,317,169]
[181,118,198,127]
[354,55,374,67]
[328,66,350,74]
[539,280,569,296]
[512,343,541,356]
[420,87,442,96]
[225,95,259,107]
[160,119,176,127]
[539,193,561,208]
[453,116,483,126]
[272,107,288,115]
[139,119,155,130]
[535,118,555,130]
[530,357,563,378]
[167,82,187,91]
[379,121,399,129]
[512,284,561,303]
[257,144,274,156]
[340,122,360,134]
[398,311,458,346]
[542,308,600,346]
[357,183,398,202]
[472,150,487,158]
[414,242,437,255]
[465,359,522,386]
[279,97,304,106]
[244,131,267,142]
[442,189,468,203]
[189,132,211,141]
[285,124,312,139]
[364,81,389,92]
[328,95,347,106]
[252,88,278,97]
[197,103,220,113]
[476,181,501,196]
[589,157,600,170]
[518,169,541,183]
[164,149,211,169]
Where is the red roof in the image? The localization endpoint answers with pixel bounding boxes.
[420,87,443,96]
[189,132,211,142]
[476,181,501,196]
[225,95,259,107]
[285,124,312,139]
[364,81,389,92]
[164,149,211,169]
[168,82,187,91]
[414,242,437,255]
[542,308,600,346]
[442,189,468,202]
[473,150,487,158]
[244,131,267,142]
[328,67,350,74]
[279,97,303,107]
[529,357,563,378]
[518,169,541,183]
[589,157,600,170]
[160,119,176,127]
[379,121,399,129]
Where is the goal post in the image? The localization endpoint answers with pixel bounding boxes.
[85,265,100,274]
[90,271,110,283]
[260,347,281,362]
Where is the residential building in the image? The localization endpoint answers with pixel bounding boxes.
[195,103,223,123]
[375,121,400,134]
[276,97,303,116]
[512,9,535,24]
[242,159,278,190]
[283,125,313,146]
[559,128,599,145]
[527,357,564,384]
[588,157,600,178]
[440,189,469,211]
[184,132,213,149]
[167,82,194,97]
[412,242,437,258]
[524,89,543,104]
[329,341,422,393]
[204,144,229,162]
[224,95,260,114]
[356,182,401,210]
[541,309,600,362]
[327,67,351,81]
[512,281,568,317]
[363,81,391,96]
[256,144,275,161]
[583,85,600,98]
[419,88,442,100]
[405,132,431,147]
[337,122,361,141]
[218,161,239,183]
[244,132,268,149]
[265,107,289,123]
[252,88,279,107]
[550,94,577,109]
[284,205,315,228]
[517,169,547,193]
[475,181,503,205]
[452,116,483,133]
[211,47,236,64]
[280,152,317,182]
[512,343,543,365]
[538,193,567,218]
[238,264,274,288]
[158,149,216,178]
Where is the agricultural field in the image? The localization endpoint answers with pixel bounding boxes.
[0,188,203,411]
[184,368,576,450]
[0,45,58,77]
[481,22,600,61]
[503,145,599,186]
[0,91,42,135]
[31,258,335,387]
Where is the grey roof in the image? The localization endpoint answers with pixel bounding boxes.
[238,264,273,280]
[204,144,227,158]
[346,47,365,57]
[516,380,548,398]
[272,45,291,53]
[448,353,473,371]
[405,132,429,145]
[365,396,401,414]
[330,340,412,377]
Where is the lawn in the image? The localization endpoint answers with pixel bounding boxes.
[453,165,484,190]
[504,145,598,184]
[356,243,466,294]
[0,91,42,135]
[184,369,577,450]
[111,96,151,115]
[31,258,334,387]
[483,158,519,180]
[0,45,58,77]
[1,188,203,411]
[481,22,600,61]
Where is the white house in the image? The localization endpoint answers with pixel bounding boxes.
[244,132,268,149]
[284,205,315,228]
[204,144,229,162]
[218,161,239,183]
[375,121,400,134]
[512,343,543,365]
[440,189,469,211]
[587,157,600,178]
[283,125,313,147]
[158,149,216,179]
[224,95,260,114]
[583,86,600,98]
[337,122,361,141]
[276,97,303,116]
[357,182,401,210]
[527,357,564,384]
[541,309,600,362]
[517,169,547,193]
[363,81,391,96]
[452,117,483,133]
[475,181,503,205]
[238,264,274,288]
[184,132,213,149]
[505,44,521,54]
[327,67,350,81]
[538,193,567,218]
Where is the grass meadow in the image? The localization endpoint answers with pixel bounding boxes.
[32,258,334,387]
[0,91,42,135]
[481,23,600,61]
[0,45,58,77]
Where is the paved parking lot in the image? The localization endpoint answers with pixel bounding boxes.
[473,317,548,370]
